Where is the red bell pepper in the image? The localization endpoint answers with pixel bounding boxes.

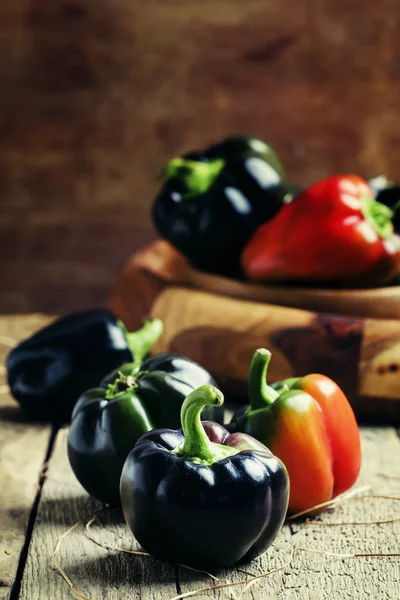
[231,349,361,515]
[241,174,400,286]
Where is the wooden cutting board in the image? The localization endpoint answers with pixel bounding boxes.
[109,240,400,423]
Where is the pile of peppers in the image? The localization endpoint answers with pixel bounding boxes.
[6,307,362,569]
[152,135,400,286]
[4,133,370,571]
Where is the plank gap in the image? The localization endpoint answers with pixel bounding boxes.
[175,565,182,596]
[8,427,59,600]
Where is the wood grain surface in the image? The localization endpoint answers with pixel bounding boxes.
[110,240,400,325]
[19,429,179,600]
[19,428,400,600]
[179,428,400,600]
[2,1,400,592]
[144,286,400,422]
[0,315,53,598]
[2,0,400,313]
[188,268,400,321]
[1,314,399,598]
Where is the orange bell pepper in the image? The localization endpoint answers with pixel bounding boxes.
[231,348,362,515]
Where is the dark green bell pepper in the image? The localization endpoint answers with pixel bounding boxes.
[67,354,222,505]
[152,135,295,276]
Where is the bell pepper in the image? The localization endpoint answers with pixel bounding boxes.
[152,135,293,275]
[369,175,400,234]
[179,135,284,176]
[231,349,361,515]
[203,135,285,176]
[6,311,163,423]
[241,174,400,286]
[67,355,222,505]
[120,384,289,569]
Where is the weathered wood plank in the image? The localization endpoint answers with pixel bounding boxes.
[19,429,178,600]
[19,423,400,599]
[0,315,53,599]
[178,427,400,599]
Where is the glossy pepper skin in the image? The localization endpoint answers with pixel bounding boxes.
[242,174,400,287]
[152,135,292,275]
[67,355,222,505]
[120,384,289,569]
[231,349,361,515]
[6,311,163,423]
[369,175,400,233]
[203,135,284,177]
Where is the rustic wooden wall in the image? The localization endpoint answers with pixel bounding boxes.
[1,0,400,313]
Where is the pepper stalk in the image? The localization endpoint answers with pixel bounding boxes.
[117,318,164,369]
[175,385,238,465]
[248,349,281,410]
[164,158,225,198]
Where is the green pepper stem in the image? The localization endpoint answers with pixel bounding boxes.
[362,196,394,239]
[105,371,137,400]
[179,385,225,463]
[248,349,280,410]
[163,157,225,197]
[119,318,163,367]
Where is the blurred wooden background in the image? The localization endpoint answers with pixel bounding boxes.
[1,0,400,313]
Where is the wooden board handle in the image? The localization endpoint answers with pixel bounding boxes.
[109,240,190,331]
[110,241,400,423]
[110,239,400,320]
[149,287,400,423]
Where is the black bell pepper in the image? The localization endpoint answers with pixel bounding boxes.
[6,311,163,423]
[183,135,285,176]
[205,135,285,176]
[369,175,400,233]
[67,355,222,505]
[120,384,289,569]
[152,136,292,275]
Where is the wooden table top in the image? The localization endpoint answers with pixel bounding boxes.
[1,315,399,600]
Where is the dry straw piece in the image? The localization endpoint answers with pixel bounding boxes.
[168,545,400,600]
[51,513,98,600]
[306,493,400,526]
[86,514,230,583]
[50,485,400,600]
[287,485,371,520]
[85,514,150,558]
[378,472,400,481]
